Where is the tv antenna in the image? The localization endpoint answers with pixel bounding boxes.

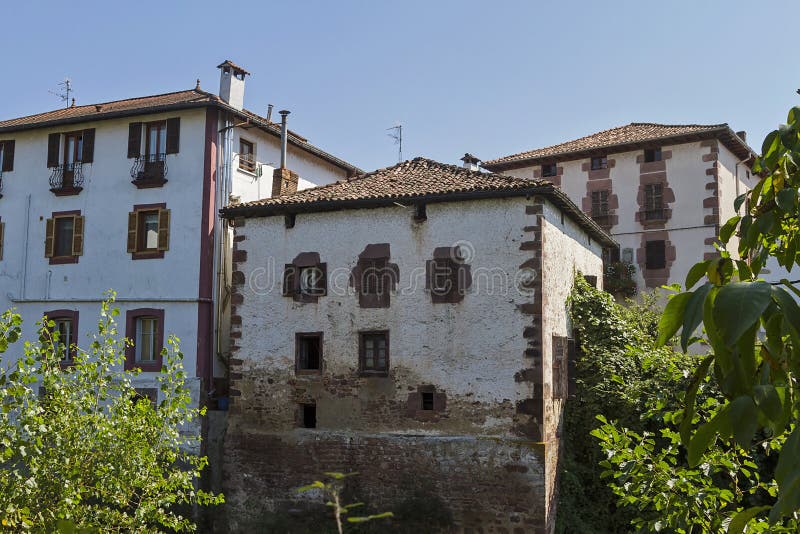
[387,124,403,163]
[49,78,73,108]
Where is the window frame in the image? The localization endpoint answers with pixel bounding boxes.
[44,309,79,365]
[145,121,167,158]
[590,156,608,170]
[541,163,558,178]
[590,190,610,217]
[645,240,667,270]
[644,147,662,163]
[426,246,472,304]
[128,203,170,260]
[359,330,390,376]
[238,138,256,173]
[283,253,328,303]
[295,332,323,375]
[46,210,83,265]
[124,308,165,372]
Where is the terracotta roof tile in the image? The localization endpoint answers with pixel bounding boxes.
[483,122,752,168]
[222,157,616,247]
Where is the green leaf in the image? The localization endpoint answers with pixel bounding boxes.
[734,193,748,213]
[774,426,800,489]
[681,283,711,352]
[762,130,780,158]
[726,506,770,534]
[753,385,783,430]
[680,354,715,446]
[685,261,710,290]
[296,481,326,493]
[347,512,394,523]
[657,292,692,347]
[729,396,757,448]
[776,188,797,212]
[734,260,752,281]
[688,404,730,467]
[713,282,773,347]
[719,216,741,244]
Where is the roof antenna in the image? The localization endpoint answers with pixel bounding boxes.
[49,78,73,109]
[387,124,403,163]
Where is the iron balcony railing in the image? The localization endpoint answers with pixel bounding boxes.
[131,153,168,182]
[239,153,257,173]
[49,162,84,192]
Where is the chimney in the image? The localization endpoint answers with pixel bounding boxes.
[272,109,299,197]
[736,130,747,142]
[460,153,481,171]
[216,60,250,111]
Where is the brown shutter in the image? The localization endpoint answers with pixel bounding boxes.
[318,263,327,296]
[165,117,180,154]
[0,221,4,260]
[81,129,95,163]
[157,209,170,251]
[1,140,14,172]
[72,215,84,256]
[283,264,296,296]
[127,123,142,158]
[45,218,55,258]
[127,211,138,253]
[47,133,60,168]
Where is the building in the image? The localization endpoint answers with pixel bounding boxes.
[219,158,615,532]
[0,61,358,422]
[482,123,757,292]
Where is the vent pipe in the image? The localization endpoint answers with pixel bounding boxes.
[279,109,290,169]
[266,104,274,123]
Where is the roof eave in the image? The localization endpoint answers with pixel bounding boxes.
[220,186,617,248]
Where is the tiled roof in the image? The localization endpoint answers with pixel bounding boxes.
[221,157,616,247]
[0,88,361,174]
[483,122,754,169]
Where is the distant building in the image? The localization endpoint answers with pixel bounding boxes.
[483,123,756,291]
[0,61,358,429]
[219,158,614,532]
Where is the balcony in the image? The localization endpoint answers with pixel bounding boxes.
[591,213,614,228]
[239,153,257,173]
[131,153,168,188]
[641,208,667,222]
[49,163,84,196]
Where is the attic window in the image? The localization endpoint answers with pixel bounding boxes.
[591,156,608,170]
[542,163,557,178]
[644,148,662,162]
[414,203,427,222]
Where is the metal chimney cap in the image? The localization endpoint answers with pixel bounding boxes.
[279,109,291,117]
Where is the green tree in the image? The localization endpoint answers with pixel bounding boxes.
[0,295,222,532]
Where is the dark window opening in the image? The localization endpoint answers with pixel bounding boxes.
[591,156,608,170]
[302,403,317,428]
[414,203,427,222]
[297,334,322,371]
[542,163,557,178]
[644,147,662,162]
[645,240,666,270]
[285,214,296,229]
[421,392,434,411]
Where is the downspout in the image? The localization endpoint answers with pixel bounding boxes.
[734,153,753,213]
[20,194,31,299]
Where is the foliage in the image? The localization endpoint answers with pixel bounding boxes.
[655,104,800,526]
[296,472,393,534]
[0,295,222,532]
[556,277,695,532]
[604,260,638,298]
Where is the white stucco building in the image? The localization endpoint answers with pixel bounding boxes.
[0,60,359,409]
[218,158,614,532]
[482,123,757,293]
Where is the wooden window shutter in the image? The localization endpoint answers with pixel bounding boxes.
[127,211,138,253]
[47,133,60,167]
[1,140,14,172]
[81,129,95,163]
[157,209,170,251]
[72,215,85,256]
[0,221,4,260]
[127,123,142,158]
[283,264,296,296]
[165,118,180,154]
[45,218,55,258]
[318,263,328,296]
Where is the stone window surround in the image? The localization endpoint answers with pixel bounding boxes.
[124,308,165,372]
[406,384,446,421]
[636,231,676,288]
[350,243,399,309]
[635,149,674,228]
[283,252,328,303]
[425,246,472,303]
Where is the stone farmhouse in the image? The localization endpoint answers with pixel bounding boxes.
[219,158,615,532]
[482,123,757,291]
[0,61,358,429]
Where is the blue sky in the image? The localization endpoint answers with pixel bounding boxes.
[1,0,797,172]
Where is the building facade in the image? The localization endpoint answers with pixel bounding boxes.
[482,123,757,292]
[0,61,357,420]
[219,158,614,532]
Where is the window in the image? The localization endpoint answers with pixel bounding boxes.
[590,156,608,170]
[146,121,167,157]
[407,385,446,418]
[421,392,434,411]
[644,183,664,220]
[645,240,666,270]
[426,246,472,303]
[0,140,14,173]
[239,139,256,172]
[133,388,158,406]
[591,190,609,217]
[127,118,179,159]
[283,253,327,302]
[413,203,427,222]
[301,403,317,428]
[359,331,389,375]
[542,163,557,178]
[127,204,170,259]
[355,244,398,308]
[124,308,164,371]
[44,310,78,363]
[644,147,662,163]
[296,333,323,373]
[45,211,84,264]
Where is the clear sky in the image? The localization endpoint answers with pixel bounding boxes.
[1,0,798,172]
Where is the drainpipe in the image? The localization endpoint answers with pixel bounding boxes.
[735,153,753,215]
[20,194,31,299]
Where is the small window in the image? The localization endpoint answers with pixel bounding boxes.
[644,148,662,162]
[360,331,389,374]
[283,255,328,302]
[645,240,666,270]
[296,333,323,372]
[541,163,557,178]
[421,392,434,411]
[0,140,14,173]
[239,139,256,172]
[590,156,608,170]
[45,212,84,263]
[414,203,427,222]
[427,247,472,303]
[302,403,317,428]
[591,190,609,217]
[299,266,326,296]
[128,205,170,258]
[135,316,159,363]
